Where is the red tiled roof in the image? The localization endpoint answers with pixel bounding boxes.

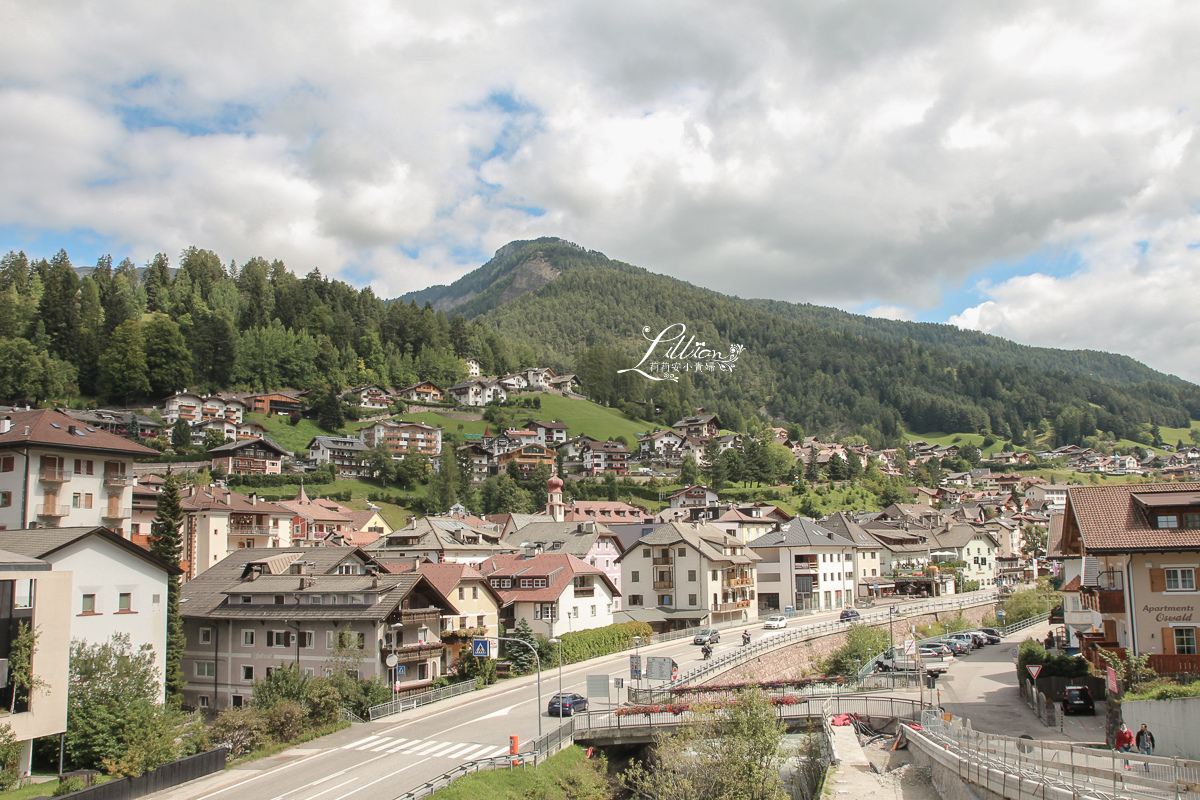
[475,553,618,603]
[0,408,158,456]
[1068,481,1200,552]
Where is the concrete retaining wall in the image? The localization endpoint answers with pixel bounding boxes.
[1119,696,1200,759]
[908,726,1075,800]
[708,605,993,684]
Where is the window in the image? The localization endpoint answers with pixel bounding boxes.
[274,595,285,605]
[689,594,698,606]
[118,592,131,612]
[196,661,216,677]
[79,593,96,613]
[1158,515,1180,529]
[1186,513,1200,528]
[231,695,244,708]
[712,570,719,581]
[1176,627,1197,655]
[72,493,81,508]
[199,627,212,645]
[590,605,597,616]
[631,570,640,582]
[242,630,255,646]
[300,631,314,648]
[458,587,465,600]
[241,595,252,604]
[0,456,13,472]
[659,595,672,606]
[688,570,697,582]
[643,549,651,558]
[0,492,9,508]
[268,631,289,647]
[678,548,686,557]
[629,595,643,606]
[84,493,93,509]
[1165,568,1196,591]
[198,695,210,708]
[241,665,254,681]
[337,564,358,575]
[472,586,478,600]
[309,595,322,604]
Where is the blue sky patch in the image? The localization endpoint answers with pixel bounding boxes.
[0,225,131,268]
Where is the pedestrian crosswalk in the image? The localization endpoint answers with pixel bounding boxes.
[341,734,512,760]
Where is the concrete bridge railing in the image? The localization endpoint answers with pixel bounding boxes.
[909,709,1200,800]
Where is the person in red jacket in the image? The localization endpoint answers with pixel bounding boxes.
[1115,722,1135,769]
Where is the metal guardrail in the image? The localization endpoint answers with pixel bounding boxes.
[368,679,477,721]
[393,720,575,800]
[627,672,922,705]
[663,591,998,689]
[342,708,367,724]
[916,709,1200,800]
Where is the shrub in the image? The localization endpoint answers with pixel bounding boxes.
[53,777,85,796]
[210,707,267,757]
[266,700,307,743]
[252,663,310,711]
[305,680,343,726]
[0,724,20,791]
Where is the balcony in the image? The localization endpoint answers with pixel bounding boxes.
[726,577,754,587]
[794,563,818,573]
[1083,589,1126,614]
[39,469,72,483]
[36,504,70,517]
[397,607,442,625]
[103,473,132,486]
[572,586,595,597]
[230,525,272,536]
[713,601,751,613]
[390,642,444,661]
[652,580,674,590]
[652,557,674,566]
[100,507,132,520]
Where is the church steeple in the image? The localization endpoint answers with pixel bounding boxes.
[546,467,565,522]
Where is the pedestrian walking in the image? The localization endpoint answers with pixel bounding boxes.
[1115,722,1134,769]
[1044,632,1054,650]
[1135,723,1155,772]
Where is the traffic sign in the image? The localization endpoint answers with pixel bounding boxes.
[646,656,675,681]
[1011,647,1018,660]
[903,639,916,656]
[1106,666,1119,694]
[629,654,642,679]
[1026,664,1043,680]
[472,638,490,658]
[998,610,1007,618]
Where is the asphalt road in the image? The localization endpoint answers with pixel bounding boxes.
[153,595,982,800]
[936,621,1108,743]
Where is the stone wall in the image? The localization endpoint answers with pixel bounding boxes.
[709,605,993,684]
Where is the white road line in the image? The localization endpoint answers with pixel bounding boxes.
[478,745,509,758]
[439,743,476,759]
[451,743,487,759]
[260,753,394,800]
[341,735,381,750]
[194,748,341,800]
[383,738,414,753]
[408,740,447,755]
[294,777,357,800]
[426,742,461,758]
[326,758,432,800]
[367,738,398,752]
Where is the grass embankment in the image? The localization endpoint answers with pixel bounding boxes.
[427,745,607,799]
[0,776,112,800]
[247,413,368,454]
[400,395,654,444]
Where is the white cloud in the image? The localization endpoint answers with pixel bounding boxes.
[864,305,917,322]
[0,1,1199,377]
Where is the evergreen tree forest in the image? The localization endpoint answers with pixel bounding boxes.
[2,240,1197,452]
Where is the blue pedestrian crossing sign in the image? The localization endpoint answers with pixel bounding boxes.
[472,638,490,658]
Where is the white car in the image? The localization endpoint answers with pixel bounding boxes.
[763,615,788,629]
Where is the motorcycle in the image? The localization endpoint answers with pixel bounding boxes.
[701,645,713,660]
[742,632,751,646]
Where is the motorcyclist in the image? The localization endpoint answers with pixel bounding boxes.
[701,644,713,660]
[742,630,751,646]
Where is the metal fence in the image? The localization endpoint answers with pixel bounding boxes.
[391,720,575,800]
[916,709,1200,800]
[367,679,477,721]
[663,591,998,689]
[627,672,922,705]
[57,749,227,800]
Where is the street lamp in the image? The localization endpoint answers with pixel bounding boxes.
[548,637,563,704]
[497,636,543,738]
[390,623,403,708]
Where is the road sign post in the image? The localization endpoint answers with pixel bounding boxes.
[646,656,675,682]
[1026,664,1043,680]
[629,654,642,680]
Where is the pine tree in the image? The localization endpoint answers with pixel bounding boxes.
[98,320,151,404]
[149,473,186,706]
[506,618,538,675]
[805,445,820,482]
[680,453,699,486]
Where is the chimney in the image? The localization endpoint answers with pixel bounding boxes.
[250,492,257,506]
[0,418,9,434]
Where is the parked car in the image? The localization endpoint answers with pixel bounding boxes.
[693,629,721,645]
[937,638,970,655]
[1061,686,1095,716]
[879,646,949,675]
[945,632,978,650]
[977,628,1002,644]
[962,629,995,645]
[839,609,861,622]
[919,643,953,657]
[763,615,788,629]
[548,692,589,716]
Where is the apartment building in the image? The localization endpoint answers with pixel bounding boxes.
[749,519,859,613]
[307,436,369,477]
[476,552,618,638]
[0,408,157,533]
[208,437,288,476]
[180,485,294,579]
[359,420,443,465]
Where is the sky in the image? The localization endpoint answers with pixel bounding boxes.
[2,2,1199,380]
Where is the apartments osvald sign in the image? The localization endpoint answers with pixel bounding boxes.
[618,323,745,382]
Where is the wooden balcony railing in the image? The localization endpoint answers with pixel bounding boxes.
[391,642,444,660]
[652,581,674,590]
[397,607,442,625]
[652,557,674,566]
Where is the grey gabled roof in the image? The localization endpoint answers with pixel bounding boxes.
[617,521,758,565]
[819,511,883,549]
[208,436,289,457]
[0,526,182,575]
[747,518,856,550]
[505,521,624,558]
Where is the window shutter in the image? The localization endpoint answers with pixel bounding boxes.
[1150,569,1166,592]
[1162,627,1175,655]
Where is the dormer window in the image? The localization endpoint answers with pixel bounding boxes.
[241,596,252,604]
[1156,515,1180,529]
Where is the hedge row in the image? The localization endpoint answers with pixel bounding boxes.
[553,621,655,666]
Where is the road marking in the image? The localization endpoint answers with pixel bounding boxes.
[439,743,477,759]
[383,738,413,753]
[261,753,394,800]
[192,748,341,799]
[452,743,487,759]
[427,742,462,758]
[478,745,509,758]
[294,777,357,800]
[479,701,523,720]
[368,738,399,752]
[326,758,432,800]
[407,740,447,755]
[341,735,381,750]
